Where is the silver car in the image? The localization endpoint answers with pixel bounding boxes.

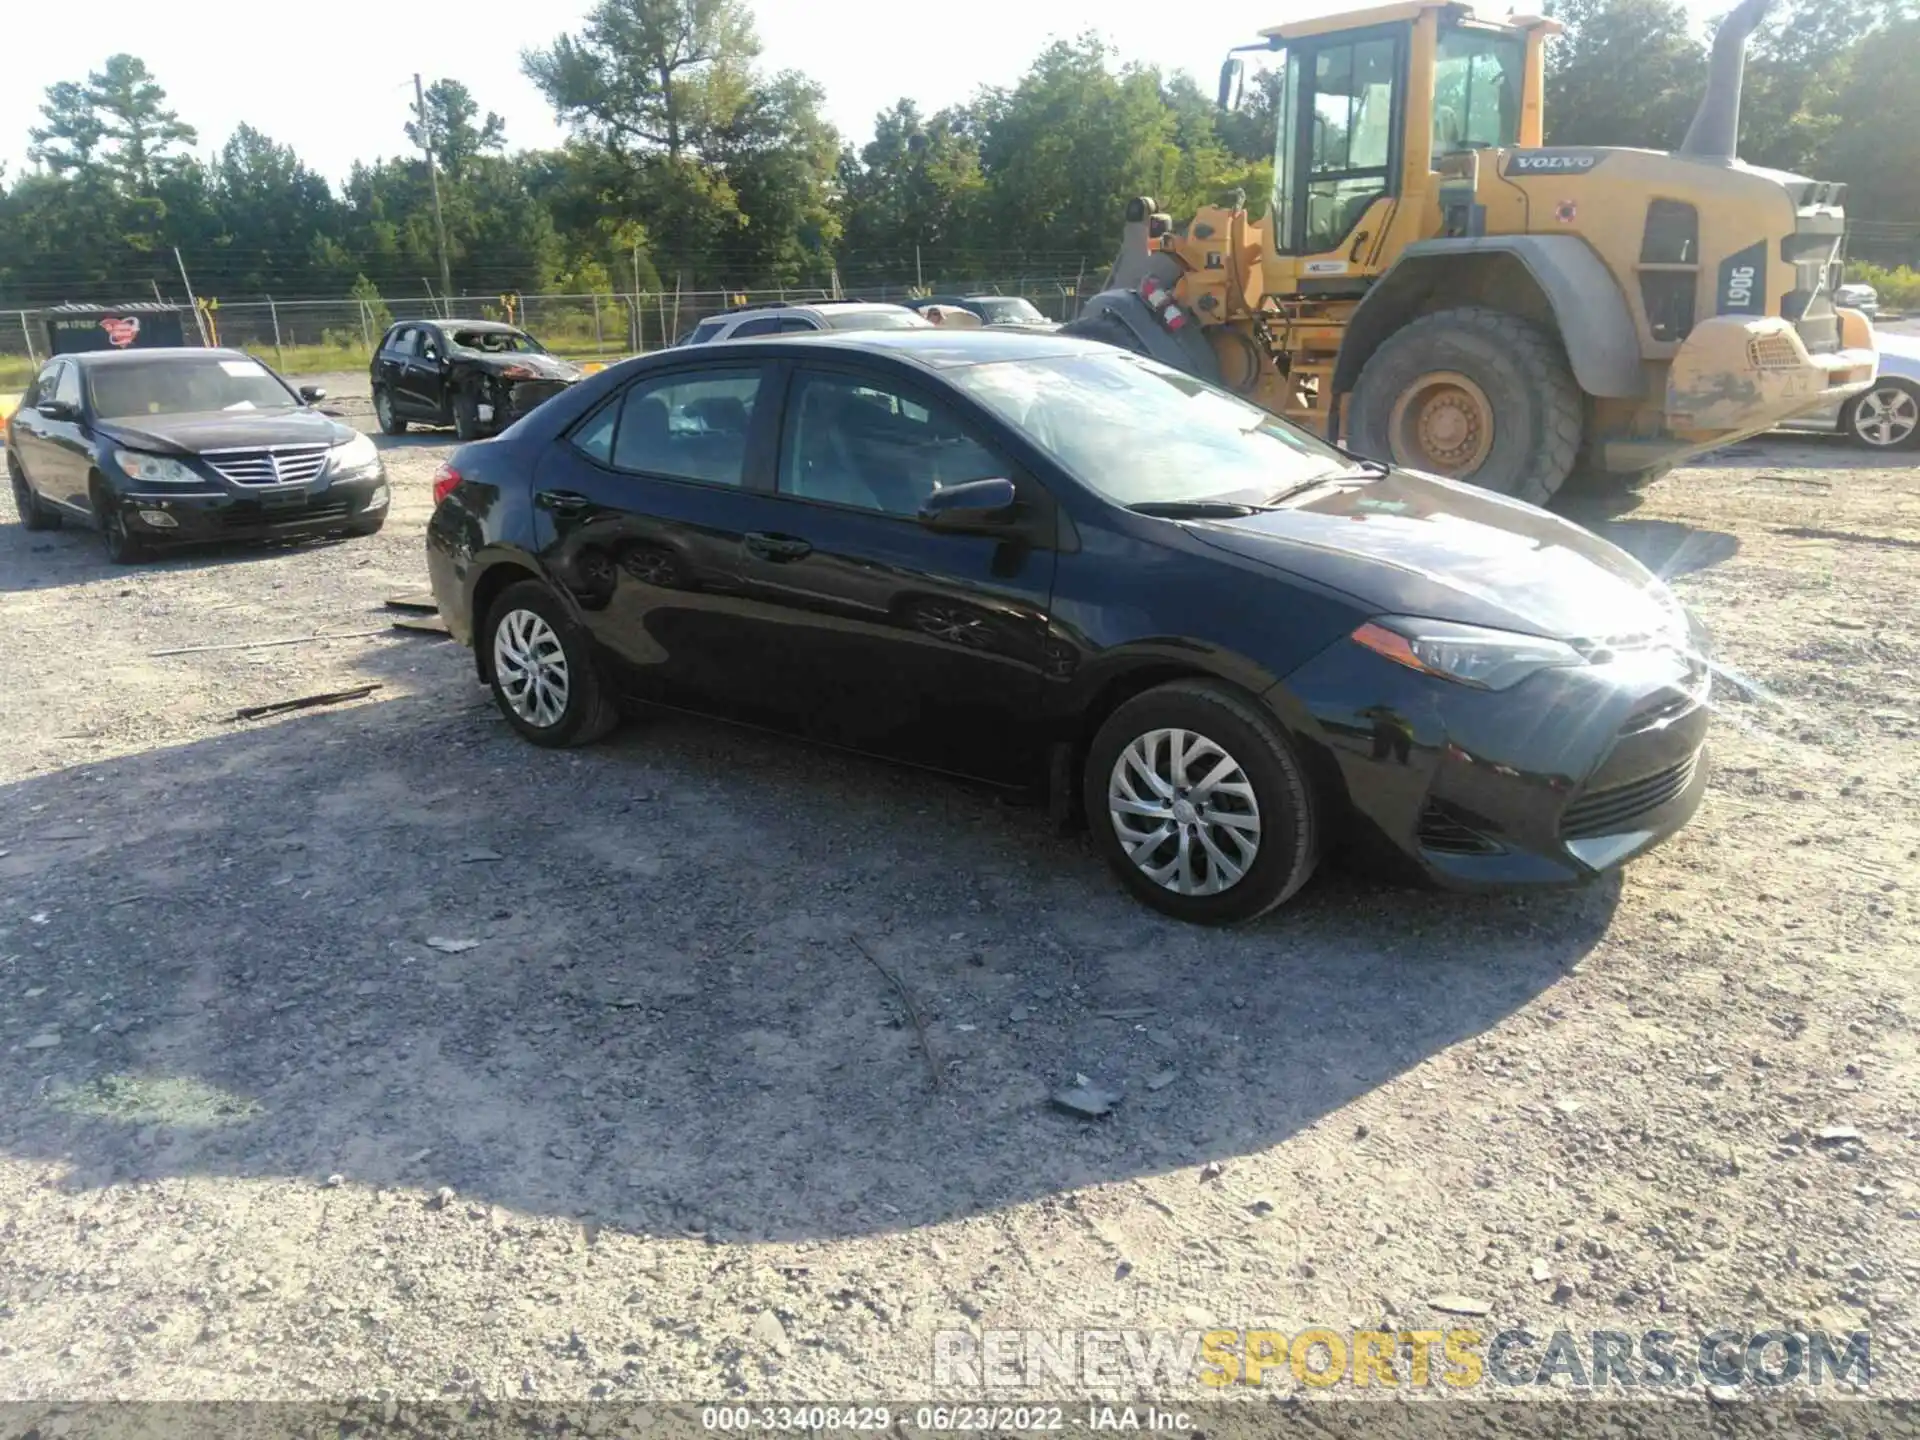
[1780,324,1919,451]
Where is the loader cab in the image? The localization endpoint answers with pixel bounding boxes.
[1237,2,1548,286]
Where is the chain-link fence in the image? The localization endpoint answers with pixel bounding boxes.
[0,274,1097,377]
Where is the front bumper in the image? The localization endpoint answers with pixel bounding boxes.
[112,471,389,542]
[1282,635,1712,889]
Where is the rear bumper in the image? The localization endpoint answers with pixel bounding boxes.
[1281,633,1713,889]
[112,473,389,542]
[1665,313,1875,432]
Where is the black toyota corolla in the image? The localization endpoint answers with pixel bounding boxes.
[425,330,1711,923]
[6,347,389,562]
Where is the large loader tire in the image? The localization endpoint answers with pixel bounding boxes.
[1058,310,1149,355]
[1348,307,1582,507]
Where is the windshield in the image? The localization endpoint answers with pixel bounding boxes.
[87,356,298,419]
[950,351,1349,507]
[451,328,546,354]
[975,298,1049,325]
[824,309,930,331]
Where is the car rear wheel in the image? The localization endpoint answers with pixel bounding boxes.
[1084,680,1320,924]
[483,579,620,748]
[373,386,407,436]
[1843,379,1920,451]
[9,455,60,531]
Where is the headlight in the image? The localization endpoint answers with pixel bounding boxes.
[1353,617,1585,691]
[111,448,198,485]
[329,432,381,474]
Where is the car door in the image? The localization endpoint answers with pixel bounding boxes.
[7,361,63,500]
[32,361,94,513]
[379,327,424,414]
[372,325,408,406]
[732,362,1060,783]
[530,361,799,722]
[408,325,451,419]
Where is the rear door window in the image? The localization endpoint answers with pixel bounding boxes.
[608,369,766,487]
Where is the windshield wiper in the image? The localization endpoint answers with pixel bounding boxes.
[1265,458,1390,504]
[1127,499,1275,519]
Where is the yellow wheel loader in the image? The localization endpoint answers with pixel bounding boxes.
[1064,0,1879,503]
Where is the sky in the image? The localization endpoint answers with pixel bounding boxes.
[0,0,1726,187]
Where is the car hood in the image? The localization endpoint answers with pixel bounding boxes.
[457,352,584,381]
[1187,468,1684,643]
[94,408,355,454]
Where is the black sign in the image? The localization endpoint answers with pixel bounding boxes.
[1716,240,1768,316]
[1503,149,1609,176]
[44,309,189,355]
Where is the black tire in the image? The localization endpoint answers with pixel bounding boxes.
[1083,680,1320,925]
[481,579,620,748]
[1842,377,1920,451]
[453,385,486,442]
[92,486,145,564]
[9,454,60,531]
[1058,309,1149,356]
[1348,306,1582,506]
[373,386,408,436]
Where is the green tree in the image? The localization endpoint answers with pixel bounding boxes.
[406,79,508,181]
[1544,0,1705,149]
[837,100,986,279]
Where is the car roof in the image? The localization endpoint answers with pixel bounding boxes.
[402,318,523,333]
[62,347,257,367]
[682,328,1102,369]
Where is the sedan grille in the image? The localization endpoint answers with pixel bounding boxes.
[205,445,331,486]
[1560,751,1701,839]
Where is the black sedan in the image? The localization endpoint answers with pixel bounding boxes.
[371,319,584,441]
[7,347,389,562]
[424,331,1711,923]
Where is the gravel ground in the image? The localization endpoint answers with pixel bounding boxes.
[1,371,1915,1406]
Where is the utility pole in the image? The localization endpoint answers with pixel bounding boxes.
[414,74,455,306]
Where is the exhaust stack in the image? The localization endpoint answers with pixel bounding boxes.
[1677,0,1775,160]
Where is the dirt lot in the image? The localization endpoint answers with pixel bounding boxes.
[1,371,1915,1408]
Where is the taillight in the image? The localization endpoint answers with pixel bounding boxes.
[432,463,461,506]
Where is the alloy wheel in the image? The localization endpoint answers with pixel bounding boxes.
[1107,727,1262,896]
[492,607,571,728]
[1851,384,1919,448]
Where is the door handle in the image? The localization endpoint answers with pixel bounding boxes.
[536,490,591,516]
[744,532,812,562]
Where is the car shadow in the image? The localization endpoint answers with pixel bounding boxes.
[1,661,1623,1243]
[0,499,377,595]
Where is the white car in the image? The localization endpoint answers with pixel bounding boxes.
[675,301,930,346]
[1834,282,1879,320]
[1780,325,1919,451]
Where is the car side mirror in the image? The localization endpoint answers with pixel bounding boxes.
[299,385,327,403]
[37,399,78,422]
[918,477,1019,533]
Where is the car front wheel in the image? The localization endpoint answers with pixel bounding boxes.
[1843,378,1920,451]
[1084,680,1321,924]
[482,579,620,748]
[92,488,145,564]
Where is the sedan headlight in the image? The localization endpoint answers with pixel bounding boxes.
[1353,617,1585,691]
[111,448,199,485]
[328,432,381,475]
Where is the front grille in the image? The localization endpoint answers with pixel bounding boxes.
[1748,331,1802,370]
[506,381,570,419]
[1417,802,1501,856]
[220,498,350,529]
[206,445,331,486]
[1560,751,1701,840]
